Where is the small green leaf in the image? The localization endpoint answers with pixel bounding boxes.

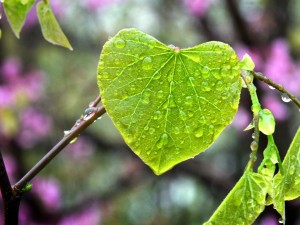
[258,109,275,135]
[3,0,35,38]
[97,29,242,175]
[270,127,300,224]
[204,172,269,225]
[37,1,73,50]
[240,54,255,71]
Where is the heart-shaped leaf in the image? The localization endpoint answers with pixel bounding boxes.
[97,29,241,175]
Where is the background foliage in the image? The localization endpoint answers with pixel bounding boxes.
[0,0,300,224]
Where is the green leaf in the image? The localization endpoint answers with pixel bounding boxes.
[204,172,269,225]
[270,127,300,223]
[37,1,73,50]
[97,28,242,175]
[3,0,35,38]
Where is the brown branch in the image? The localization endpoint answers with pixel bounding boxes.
[0,151,21,225]
[252,71,300,110]
[13,96,106,190]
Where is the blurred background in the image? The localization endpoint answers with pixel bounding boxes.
[1,0,300,224]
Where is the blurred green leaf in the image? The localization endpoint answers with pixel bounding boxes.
[37,1,73,50]
[97,28,241,175]
[204,172,269,225]
[270,127,300,223]
[3,0,35,38]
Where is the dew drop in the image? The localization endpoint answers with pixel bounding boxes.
[194,128,203,138]
[153,110,163,120]
[187,110,194,117]
[157,133,169,149]
[202,66,210,78]
[179,110,188,120]
[212,69,221,80]
[157,90,164,99]
[146,150,151,155]
[149,128,156,134]
[278,218,284,224]
[289,165,295,175]
[70,137,78,144]
[185,96,193,106]
[142,56,153,70]
[113,38,126,49]
[268,85,275,90]
[153,71,162,80]
[174,126,180,134]
[250,141,258,151]
[281,93,291,102]
[144,126,149,131]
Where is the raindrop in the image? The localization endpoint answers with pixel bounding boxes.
[212,69,221,80]
[202,66,210,78]
[174,126,180,134]
[153,110,163,120]
[146,150,151,155]
[250,141,258,151]
[278,218,284,224]
[281,93,291,103]
[168,44,176,49]
[149,128,156,134]
[157,90,164,99]
[144,126,149,131]
[251,133,255,139]
[268,85,275,90]
[83,107,97,120]
[194,128,203,138]
[185,96,193,106]
[201,81,211,92]
[64,130,70,136]
[179,110,188,120]
[142,56,153,70]
[153,71,162,80]
[289,165,295,175]
[156,133,169,149]
[113,38,126,49]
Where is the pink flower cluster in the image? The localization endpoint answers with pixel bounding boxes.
[183,0,212,17]
[0,58,52,148]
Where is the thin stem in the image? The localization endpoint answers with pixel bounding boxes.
[241,71,261,171]
[252,71,300,110]
[13,97,106,190]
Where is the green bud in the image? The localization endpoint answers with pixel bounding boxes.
[259,109,276,135]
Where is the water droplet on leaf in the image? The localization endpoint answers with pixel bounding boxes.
[113,38,126,48]
[142,56,153,70]
[157,133,169,149]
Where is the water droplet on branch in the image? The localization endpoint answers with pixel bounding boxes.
[281,93,291,103]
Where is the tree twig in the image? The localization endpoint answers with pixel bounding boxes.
[0,151,21,224]
[13,96,106,190]
[252,71,300,110]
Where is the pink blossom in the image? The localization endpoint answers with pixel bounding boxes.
[1,58,21,84]
[231,106,251,130]
[32,178,62,210]
[18,108,52,148]
[58,204,102,225]
[183,0,212,17]
[259,216,278,225]
[84,0,122,10]
[263,39,300,94]
[66,136,95,161]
